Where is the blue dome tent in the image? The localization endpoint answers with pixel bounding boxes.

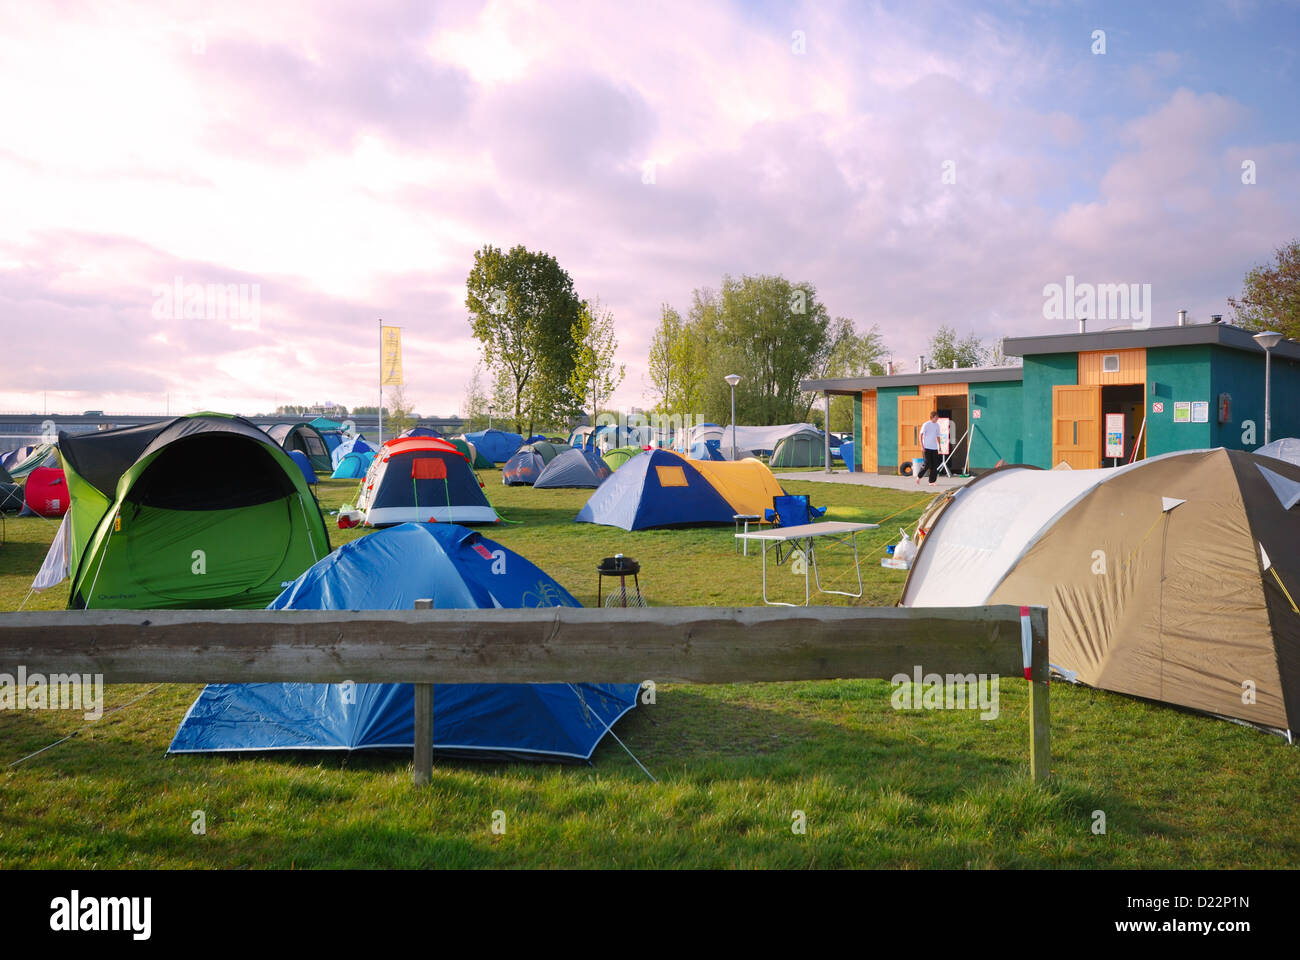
[462,429,524,464]
[169,523,641,761]
[330,435,373,469]
[287,449,318,484]
[330,450,374,479]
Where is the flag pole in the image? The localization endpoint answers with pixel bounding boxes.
[378,319,384,447]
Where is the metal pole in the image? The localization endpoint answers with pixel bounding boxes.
[730,385,736,460]
[412,598,433,785]
[377,319,383,447]
[1264,347,1273,445]
[824,391,831,473]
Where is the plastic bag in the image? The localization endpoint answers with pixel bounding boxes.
[893,528,917,564]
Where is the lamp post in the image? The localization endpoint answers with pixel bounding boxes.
[724,374,741,460]
[1254,331,1283,445]
[488,405,493,430]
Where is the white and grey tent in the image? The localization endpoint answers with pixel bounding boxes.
[1258,438,1300,468]
[900,449,1300,735]
[533,447,608,489]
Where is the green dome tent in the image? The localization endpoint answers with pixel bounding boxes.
[57,414,331,610]
[602,445,644,471]
[769,429,828,468]
[266,422,333,474]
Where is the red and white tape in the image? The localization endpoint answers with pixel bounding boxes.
[1019,605,1032,680]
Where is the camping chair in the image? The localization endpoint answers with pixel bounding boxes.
[764,494,827,564]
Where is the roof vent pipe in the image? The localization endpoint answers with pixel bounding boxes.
[1178,309,1188,326]
[917,355,925,373]
[885,359,894,375]
[1078,318,1086,333]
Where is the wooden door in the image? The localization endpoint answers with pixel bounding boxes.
[1052,385,1102,469]
[898,395,931,466]
[861,391,878,473]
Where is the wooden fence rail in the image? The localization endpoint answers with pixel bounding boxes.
[0,604,1049,783]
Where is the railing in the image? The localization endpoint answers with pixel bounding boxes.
[0,605,1049,785]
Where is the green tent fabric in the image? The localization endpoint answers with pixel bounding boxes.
[449,437,492,470]
[602,445,644,471]
[769,430,827,468]
[266,422,332,474]
[310,416,344,432]
[58,414,331,610]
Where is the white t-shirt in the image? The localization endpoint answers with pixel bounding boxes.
[920,419,941,451]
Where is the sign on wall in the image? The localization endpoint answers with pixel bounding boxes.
[1152,401,1165,413]
[1174,402,1192,423]
[1105,413,1125,458]
[1191,401,1209,423]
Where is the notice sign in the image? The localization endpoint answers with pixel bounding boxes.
[1152,401,1164,413]
[1174,402,1192,423]
[1105,413,1125,458]
[1192,401,1209,423]
[972,409,982,419]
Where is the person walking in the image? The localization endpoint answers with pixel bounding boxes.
[919,411,942,485]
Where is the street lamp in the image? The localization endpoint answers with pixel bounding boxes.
[1254,331,1283,445]
[724,374,741,460]
[488,405,493,430]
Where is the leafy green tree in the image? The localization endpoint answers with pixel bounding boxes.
[384,384,417,435]
[927,324,988,369]
[803,317,888,430]
[465,244,584,434]
[646,304,684,411]
[1229,239,1300,340]
[570,298,625,427]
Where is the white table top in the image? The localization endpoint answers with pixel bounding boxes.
[735,520,878,542]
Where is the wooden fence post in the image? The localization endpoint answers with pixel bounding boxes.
[412,599,433,786]
[1027,606,1050,784]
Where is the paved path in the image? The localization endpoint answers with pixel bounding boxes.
[775,470,971,492]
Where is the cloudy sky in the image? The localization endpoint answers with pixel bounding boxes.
[1,0,1296,417]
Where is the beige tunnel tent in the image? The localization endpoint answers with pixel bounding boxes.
[900,449,1300,735]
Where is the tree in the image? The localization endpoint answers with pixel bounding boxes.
[645,304,684,410]
[570,298,625,427]
[465,244,584,435]
[384,384,417,436]
[927,324,988,369]
[1229,239,1300,340]
[460,363,491,432]
[802,317,888,430]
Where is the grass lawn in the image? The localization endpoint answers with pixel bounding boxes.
[1,469,1298,868]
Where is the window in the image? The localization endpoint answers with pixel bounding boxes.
[1102,354,1120,373]
[655,466,688,487]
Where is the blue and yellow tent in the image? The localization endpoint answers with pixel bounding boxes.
[575,449,784,530]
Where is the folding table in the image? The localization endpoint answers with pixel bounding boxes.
[735,521,878,606]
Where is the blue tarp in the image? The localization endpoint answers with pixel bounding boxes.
[575,449,734,530]
[331,450,374,479]
[840,440,855,472]
[330,435,373,469]
[288,449,318,484]
[463,429,524,464]
[169,524,640,760]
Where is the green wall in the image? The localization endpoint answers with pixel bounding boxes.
[852,393,863,472]
[968,380,1024,469]
[1021,353,1077,468]
[876,385,917,472]
[1209,347,1300,449]
[1145,346,1212,454]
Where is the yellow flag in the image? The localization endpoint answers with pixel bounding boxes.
[381,325,403,385]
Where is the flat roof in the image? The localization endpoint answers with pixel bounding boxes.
[802,365,1024,395]
[1003,322,1300,360]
